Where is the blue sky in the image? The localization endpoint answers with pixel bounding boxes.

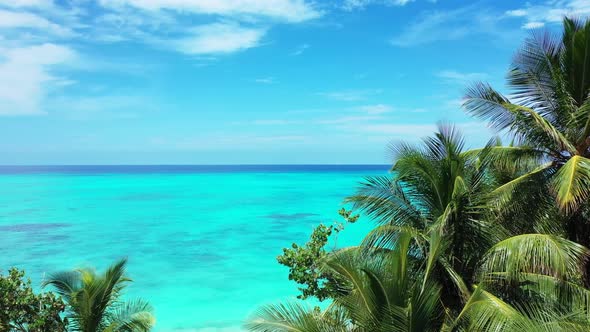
[1,0,589,164]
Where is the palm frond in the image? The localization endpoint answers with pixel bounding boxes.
[452,286,527,331]
[361,224,425,250]
[42,270,81,302]
[346,176,424,227]
[508,29,561,122]
[478,234,589,281]
[487,162,552,207]
[562,17,590,106]
[104,299,155,332]
[244,302,343,332]
[464,83,576,153]
[550,155,590,213]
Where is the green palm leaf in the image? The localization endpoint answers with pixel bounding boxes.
[44,259,154,332]
[550,155,590,212]
[478,234,589,281]
[104,299,155,332]
[464,83,576,153]
[244,302,347,332]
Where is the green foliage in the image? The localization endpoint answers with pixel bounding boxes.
[248,17,590,332]
[463,17,590,218]
[43,258,155,332]
[0,268,67,332]
[348,124,504,310]
[276,208,358,300]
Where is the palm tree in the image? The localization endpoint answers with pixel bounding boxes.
[463,17,590,249]
[43,258,155,332]
[247,231,444,332]
[346,124,503,310]
[246,231,590,331]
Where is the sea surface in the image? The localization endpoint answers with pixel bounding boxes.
[0,165,387,331]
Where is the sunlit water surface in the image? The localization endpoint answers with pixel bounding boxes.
[0,165,386,331]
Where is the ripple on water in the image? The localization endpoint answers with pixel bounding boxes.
[0,223,71,232]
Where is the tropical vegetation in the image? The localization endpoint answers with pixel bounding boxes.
[43,258,155,332]
[0,259,154,332]
[0,268,67,331]
[246,17,590,332]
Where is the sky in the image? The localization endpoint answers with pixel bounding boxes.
[0,0,589,165]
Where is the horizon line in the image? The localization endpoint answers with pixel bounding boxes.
[0,163,391,167]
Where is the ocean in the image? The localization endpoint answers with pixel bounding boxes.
[0,165,387,331]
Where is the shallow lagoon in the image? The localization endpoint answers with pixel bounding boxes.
[0,165,385,331]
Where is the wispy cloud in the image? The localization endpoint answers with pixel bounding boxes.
[317,115,383,125]
[0,0,55,8]
[98,0,322,23]
[318,89,383,101]
[342,0,414,11]
[357,104,393,114]
[48,94,153,120]
[171,134,310,150]
[523,21,545,29]
[356,123,437,136]
[290,43,310,56]
[91,1,321,55]
[254,77,276,84]
[0,9,73,36]
[0,0,322,116]
[505,1,590,30]
[0,43,75,116]
[354,121,489,140]
[390,4,511,47]
[436,70,488,85]
[174,23,266,55]
[250,119,295,125]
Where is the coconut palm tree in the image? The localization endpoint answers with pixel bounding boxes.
[463,17,590,248]
[246,231,590,332]
[43,258,155,332]
[247,231,444,332]
[346,124,503,310]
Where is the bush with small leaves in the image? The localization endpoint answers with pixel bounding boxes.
[0,268,67,332]
[277,208,358,300]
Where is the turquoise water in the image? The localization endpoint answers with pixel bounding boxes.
[0,165,386,331]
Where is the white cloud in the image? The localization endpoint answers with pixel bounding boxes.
[355,121,489,140]
[290,43,309,56]
[98,0,322,22]
[523,21,545,29]
[89,2,320,55]
[318,115,383,125]
[506,9,527,17]
[0,43,75,115]
[318,89,382,101]
[357,104,392,114]
[342,0,372,11]
[0,0,54,8]
[0,0,319,117]
[506,1,590,30]
[0,9,72,36]
[172,134,309,150]
[436,70,488,84]
[342,0,414,11]
[391,5,509,47]
[356,123,438,136]
[0,0,319,59]
[250,119,294,125]
[254,77,275,84]
[175,23,266,55]
[48,94,150,119]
